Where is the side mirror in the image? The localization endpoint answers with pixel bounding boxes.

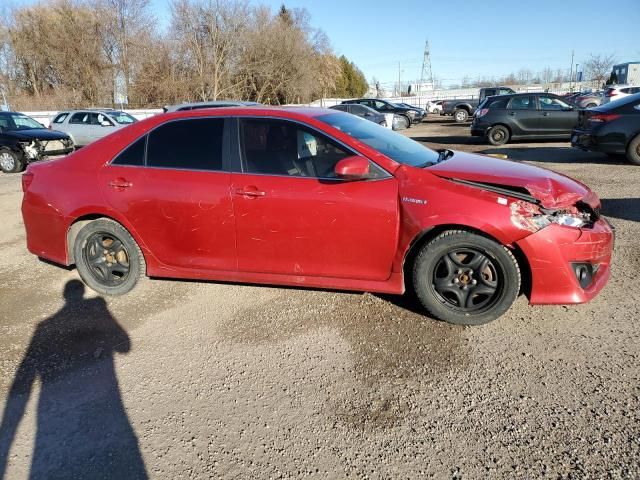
[562,106,574,111]
[334,155,370,179]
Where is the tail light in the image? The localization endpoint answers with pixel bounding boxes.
[589,113,621,123]
[476,108,489,118]
[22,171,34,192]
[47,124,51,129]
[605,89,617,97]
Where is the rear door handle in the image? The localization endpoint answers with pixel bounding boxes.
[234,187,266,198]
[508,112,516,116]
[542,112,550,116]
[108,178,132,189]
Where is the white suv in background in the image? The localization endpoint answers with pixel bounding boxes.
[50,109,138,146]
[601,85,640,104]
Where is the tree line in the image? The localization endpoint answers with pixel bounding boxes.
[0,0,369,110]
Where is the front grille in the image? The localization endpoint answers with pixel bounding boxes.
[43,140,65,152]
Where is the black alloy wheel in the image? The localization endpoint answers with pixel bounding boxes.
[74,219,145,295]
[412,230,520,325]
[432,248,501,312]
[83,232,131,286]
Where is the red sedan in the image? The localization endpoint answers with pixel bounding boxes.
[21,107,613,325]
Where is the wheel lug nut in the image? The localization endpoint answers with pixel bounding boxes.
[456,269,462,274]
[103,249,108,254]
[453,278,459,284]
[471,280,477,285]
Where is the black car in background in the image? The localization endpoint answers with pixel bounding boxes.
[0,111,74,173]
[340,98,420,126]
[470,93,578,145]
[571,92,640,165]
[395,102,427,120]
[329,103,387,125]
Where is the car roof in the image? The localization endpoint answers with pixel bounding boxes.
[165,101,261,111]
[160,106,334,120]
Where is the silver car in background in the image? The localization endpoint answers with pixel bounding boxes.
[51,109,137,146]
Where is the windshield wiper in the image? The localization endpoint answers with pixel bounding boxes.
[437,149,454,163]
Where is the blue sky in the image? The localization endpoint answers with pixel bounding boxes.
[9,0,640,86]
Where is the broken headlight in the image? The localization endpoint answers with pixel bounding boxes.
[19,141,40,159]
[510,201,593,232]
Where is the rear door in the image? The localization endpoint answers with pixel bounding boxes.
[67,112,92,146]
[99,117,237,272]
[230,117,399,281]
[536,95,579,135]
[505,96,539,135]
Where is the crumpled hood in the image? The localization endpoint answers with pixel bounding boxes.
[7,128,70,141]
[428,150,592,208]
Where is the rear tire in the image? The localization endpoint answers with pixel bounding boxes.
[487,125,510,146]
[453,109,469,123]
[412,230,520,325]
[74,219,145,296]
[626,134,640,166]
[0,148,24,173]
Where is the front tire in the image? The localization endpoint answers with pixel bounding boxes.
[412,230,520,325]
[453,109,469,123]
[487,125,510,146]
[0,148,24,173]
[626,134,640,166]
[74,219,145,295]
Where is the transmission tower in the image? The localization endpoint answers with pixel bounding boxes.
[420,40,434,88]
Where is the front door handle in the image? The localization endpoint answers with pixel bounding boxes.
[542,112,550,116]
[234,186,266,198]
[108,178,132,189]
[508,112,516,116]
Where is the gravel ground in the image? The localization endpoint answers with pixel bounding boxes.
[0,117,639,479]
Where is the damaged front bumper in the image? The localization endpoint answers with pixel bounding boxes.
[516,218,614,304]
[19,138,74,163]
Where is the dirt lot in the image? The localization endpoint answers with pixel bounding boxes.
[1,117,639,479]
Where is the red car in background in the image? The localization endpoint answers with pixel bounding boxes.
[21,107,613,325]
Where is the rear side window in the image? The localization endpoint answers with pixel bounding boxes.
[146,118,224,171]
[70,112,90,124]
[112,136,146,166]
[53,113,69,124]
[488,97,509,109]
[508,96,535,110]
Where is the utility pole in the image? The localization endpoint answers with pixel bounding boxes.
[398,62,401,98]
[569,49,575,92]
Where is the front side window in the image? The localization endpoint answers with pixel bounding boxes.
[96,113,114,126]
[240,118,353,178]
[147,118,224,171]
[539,96,570,110]
[484,89,496,96]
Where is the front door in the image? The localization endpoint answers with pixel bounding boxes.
[99,117,236,272]
[537,95,579,136]
[230,117,399,281]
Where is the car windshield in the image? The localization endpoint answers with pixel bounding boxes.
[110,111,137,124]
[0,112,43,131]
[316,112,440,167]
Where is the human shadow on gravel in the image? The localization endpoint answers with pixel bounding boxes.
[600,198,640,223]
[0,280,147,479]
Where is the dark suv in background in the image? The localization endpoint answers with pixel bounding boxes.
[340,98,423,126]
[470,93,578,145]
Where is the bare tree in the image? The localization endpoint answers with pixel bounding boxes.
[584,53,616,88]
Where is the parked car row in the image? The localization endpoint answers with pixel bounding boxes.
[339,98,426,126]
[469,91,640,165]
